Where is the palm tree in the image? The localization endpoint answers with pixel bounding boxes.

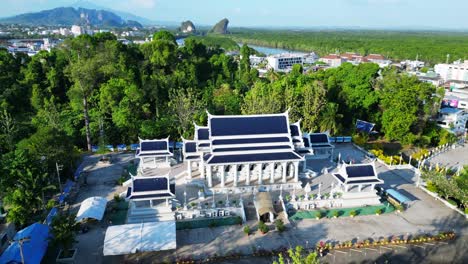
[4,168,55,227]
[319,102,343,135]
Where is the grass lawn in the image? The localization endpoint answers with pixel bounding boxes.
[289,202,395,220]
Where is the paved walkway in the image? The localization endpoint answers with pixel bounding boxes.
[428,144,468,169]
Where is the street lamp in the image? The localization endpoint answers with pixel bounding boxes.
[56,162,63,193]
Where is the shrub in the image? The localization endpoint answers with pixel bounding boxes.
[315,211,323,219]
[465,208,468,215]
[426,181,438,193]
[258,221,269,234]
[113,194,121,202]
[275,219,285,232]
[46,199,57,210]
[375,208,383,215]
[243,225,250,235]
[332,211,339,218]
[235,216,242,225]
[208,221,217,228]
[349,210,357,217]
[447,199,458,207]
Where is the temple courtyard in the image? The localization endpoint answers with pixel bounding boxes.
[67,143,467,263]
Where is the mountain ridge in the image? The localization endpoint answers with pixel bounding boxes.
[0,7,143,28]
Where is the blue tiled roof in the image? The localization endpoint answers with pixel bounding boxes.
[345,165,375,178]
[197,128,209,140]
[140,141,167,152]
[206,152,302,164]
[210,115,289,136]
[137,152,172,157]
[185,142,197,153]
[133,177,168,192]
[198,143,210,147]
[303,137,310,148]
[212,137,291,146]
[213,145,291,152]
[309,134,329,144]
[126,184,175,200]
[348,179,381,184]
[290,124,300,137]
[185,155,200,160]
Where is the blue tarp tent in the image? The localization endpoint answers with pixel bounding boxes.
[356,119,375,134]
[0,223,49,264]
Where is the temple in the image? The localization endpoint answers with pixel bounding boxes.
[332,162,383,207]
[303,132,334,159]
[135,138,173,169]
[184,111,306,191]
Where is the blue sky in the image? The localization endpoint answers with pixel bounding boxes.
[1,0,468,29]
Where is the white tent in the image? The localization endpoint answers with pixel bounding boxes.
[76,196,107,222]
[103,221,176,256]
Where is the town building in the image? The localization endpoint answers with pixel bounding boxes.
[319,54,344,67]
[435,60,468,82]
[71,25,83,36]
[436,107,468,133]
[267,53,305,71]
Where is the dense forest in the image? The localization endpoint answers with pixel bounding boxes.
[226,30,468,65]
[0,31,454,226]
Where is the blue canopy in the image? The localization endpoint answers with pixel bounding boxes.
[386,189,410,204]
[0,223,49,264]
[356,119,375,134]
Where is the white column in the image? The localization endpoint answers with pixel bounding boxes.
[200,161,205,179]
[187,161,192,178]
[358,185,362,192]
[270,163,275,184]
[247,163,250,185]
[344,184,349,193]
[302,160,307,172]
[258,164,263,185]
[220,165,225,187]
[234,165,239,186]
[282,162,287,183]
[294,162,299,182]
[207,165,212,187]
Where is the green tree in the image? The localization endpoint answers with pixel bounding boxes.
[50,213,80,258]
[319,102,342,135]
[274,246,319,264]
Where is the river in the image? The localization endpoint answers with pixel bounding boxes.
[239,43,299,55]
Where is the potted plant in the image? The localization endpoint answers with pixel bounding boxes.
[315,211,322,220]
[349,210,357,218]
[274,219,285,232]
[258,221,269,234]
[332,211,339,218]
[51,213,80,264]
[243,225,250,236]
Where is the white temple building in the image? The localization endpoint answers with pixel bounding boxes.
[303,132,334,159]
[332,162,383,207]
[183,111,307,191]
[135,138,173,169]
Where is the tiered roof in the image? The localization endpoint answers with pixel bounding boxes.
[126,175,175,201]
[306,133,334,149]
[194,124,210,151]
[135,138,173,158]
[332,162,383,186]
[201,112,303,165]
[182,138,199,160]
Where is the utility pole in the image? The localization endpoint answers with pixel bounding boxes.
[56,162,63,193]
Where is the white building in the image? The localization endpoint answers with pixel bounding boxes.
[249,55,266,68]
[435,60,468,82]
[319,54,344,68]
[437,107,468,133]
[267,53,305,71]
[71,25,82,36]
[401,60,425,71]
